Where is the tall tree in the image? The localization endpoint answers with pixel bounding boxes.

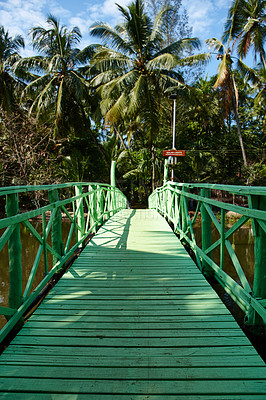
[145,0,192,45]
[13,15,95,138]
[223,0,266,68]
[89,0,204,190]
[206,38,248,166]
[0,26,24,112]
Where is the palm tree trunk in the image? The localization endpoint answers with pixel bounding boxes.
[261,52,266,70]
[151,145,155,192]
[232,75,247,167]
[79,102,110,169]
[233,109,247,167]
[114,125,149,197]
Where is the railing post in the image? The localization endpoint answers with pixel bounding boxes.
[246,195,266,326]
[6,193,23,311]
[42,212,48,276]
[75,185,85,244]
[97,185,104,225]
[200,188,213,277]
[48,189,63,265]
[91,185,98,233]
[220,208,225,270]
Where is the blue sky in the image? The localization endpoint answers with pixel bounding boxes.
[0,0,233,76]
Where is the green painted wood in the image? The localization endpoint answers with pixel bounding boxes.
[1,365,265,380]
[251,195,266,300]
[0,354,263,367]
[6,193,22,311]
[0,209,265,398]
[200,189,212,276]
[74,185,85,244]
[0,377,266,395]
[1,395,266,400]
[19,327,245,337]
[48,189,63,264]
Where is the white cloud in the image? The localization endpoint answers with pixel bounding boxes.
[183,0,231,39]
[0,0,46,36]
[69,16,93,35]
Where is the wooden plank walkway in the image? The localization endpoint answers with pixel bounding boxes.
[0,209,265,399]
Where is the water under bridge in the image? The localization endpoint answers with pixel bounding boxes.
[0,171,266,398]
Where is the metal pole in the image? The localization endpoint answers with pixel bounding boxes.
[110,160,116,187]
[110,160,116,215]
[170,96,177,181]
[172,98,176,150]
[163,159,169,185]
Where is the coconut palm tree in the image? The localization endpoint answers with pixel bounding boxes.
[13,15,96,138]
[0,26,24,112]
[89,0,206,189]
[223,0,266,68]
[206,38,248,166]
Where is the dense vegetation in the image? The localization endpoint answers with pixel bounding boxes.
[0,0,265,203]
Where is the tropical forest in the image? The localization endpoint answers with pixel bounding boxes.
[0,0,265,204]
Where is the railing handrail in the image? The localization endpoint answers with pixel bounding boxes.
[0,182,114,196]
[149,181,266,331]
[163,181,266,196]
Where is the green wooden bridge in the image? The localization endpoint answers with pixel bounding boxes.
[0,163,266,398]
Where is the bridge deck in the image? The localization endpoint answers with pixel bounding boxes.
[0,209,265,399]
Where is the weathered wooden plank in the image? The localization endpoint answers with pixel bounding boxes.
[23,319,242,328]
[11,335,251,347]
[0,354,263,367]
[28,312,242,321]
[4,345,259,357]
[33,307,231,316]
[20,328,245,338]
[49,288,220,297]
[1,394,266,400]
[41,298,228,307]
[0,377,265,394]
[0,365,265,380]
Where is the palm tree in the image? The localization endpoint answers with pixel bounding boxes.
[0,26,24,112]
[89,0,205,190]
[223,0,266,68]
[13,15,95,138]
[206,38,248,166]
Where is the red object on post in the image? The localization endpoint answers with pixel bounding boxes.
[163,150,185,157]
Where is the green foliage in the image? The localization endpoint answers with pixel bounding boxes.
[13,15,95,138]
[0,26,25,112]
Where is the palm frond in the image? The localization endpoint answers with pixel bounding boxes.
[205,38,225,54]
[156,37,201,57]
[90,23,134,55]
[214,55,231,88]
[147,52,176,70]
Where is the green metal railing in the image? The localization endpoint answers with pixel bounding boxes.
[0,182,127,343]
[149,181,266,330]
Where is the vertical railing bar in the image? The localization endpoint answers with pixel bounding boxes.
[75,185,85,246]
[23,245,44,301]
[64,222,75,254]
[6,193,23,312]
[42,212,48,276]
[220,208,225,270]
[72,201,78,245]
